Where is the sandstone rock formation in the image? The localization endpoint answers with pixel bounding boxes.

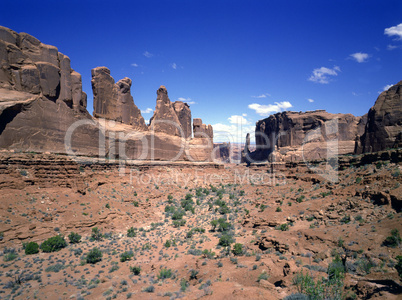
[173,101,191,138]
[149,86,183,137]
[91,67,147,130]
[0,26,100,155]
[249,110,366,162]
[356,81,402,153]
[0,26,214,162]
[193,118,213,139]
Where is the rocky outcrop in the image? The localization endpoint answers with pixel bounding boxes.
[0,26,100,155]
[0,26,87,111]
[91,67,147,130]
[149,86,183,136]
[0,26,214,162]
[357,81,402,153]
[250,110,366,162]
[173,101,192,138]
[193,118,213,140]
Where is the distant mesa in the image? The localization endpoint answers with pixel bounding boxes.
[0,25,214,161]
[242,81,401,164]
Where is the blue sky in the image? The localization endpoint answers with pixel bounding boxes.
[1,0,401,142]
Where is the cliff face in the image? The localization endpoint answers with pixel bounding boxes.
[251,110,366,162]
[0,26,214,162]
[91,67,147,131]
[0,26,100,155]
[357,81,402,153]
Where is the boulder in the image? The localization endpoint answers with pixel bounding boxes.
[357,81,402,153]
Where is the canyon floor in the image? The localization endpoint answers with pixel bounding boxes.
[0,151,401,300]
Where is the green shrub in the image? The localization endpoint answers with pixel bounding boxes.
[276,223,289,231]
[257,271,269,282]
[296,195,305,203]
[90,227,103,241]
[395,256,402,279]
[276,207,282,212]
[202,249,215,259]
[144,285,155,293]
[232,243,244,256]
[68,232,81,244]
[383,229,401,248]
[164,240,171,248]
[3,251,18,262]
[158,268,172,280]
[40,235,67,253]
[130,266,141,275]
[25,242,39,255]
[218,234,234,247]
[328,256,345,280]
[292,269,344,299]
[127,227,137,238]
[120,251,134,262]
[189,269,199,280]
[86,247,102,264]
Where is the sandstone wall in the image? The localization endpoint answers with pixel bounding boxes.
[356,81,402,153]
[91,67,147,131]
[251,110,366,162]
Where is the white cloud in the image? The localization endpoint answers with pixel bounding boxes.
[383,84,393,91]
[131,63,138,67]
[141,108,153,114]
[387,44,402,50]
[177,97,196,105]
[228,115,250,125]
[251,93,271,98]
[143,51,153,58]
[248,101,293,116]
[307,98,314,103]
[212,123,256,144]
[349,52,369,63]
[144,119,150,124]
[384,23,402,40]
[171,63,177,69]
[308,66,340,84]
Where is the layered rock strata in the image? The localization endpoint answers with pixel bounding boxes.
[248,110,366,162]
[91,67,147,130]
[356,81,402,153]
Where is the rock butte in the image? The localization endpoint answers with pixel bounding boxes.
[0,26,213,161]
[242,81,402,164]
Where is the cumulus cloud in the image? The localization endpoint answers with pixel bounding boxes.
[131,63,139,67]
[349,52,369,63]
[308,66,340,84]
[248,101,292,116]
[228,115,250,125]
[212,123,256,144]
[141,108,153,114]
[384,23,402,40]
[383,84,393,91]
[251,93,271,98]
[143,51,153,58]
[171,63,177,69]
[307,98,314,103]
[144,119,150,125]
